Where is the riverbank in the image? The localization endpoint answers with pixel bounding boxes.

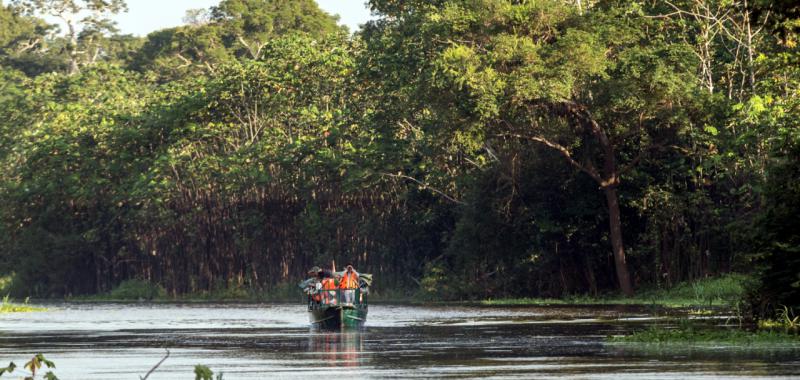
[0,296,46,313]
[56,274,751,310]
[479,274,750,308]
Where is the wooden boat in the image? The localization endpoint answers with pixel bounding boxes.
[307,288,368,331]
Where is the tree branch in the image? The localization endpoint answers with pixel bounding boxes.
[140,349,170,380]
[495,133,602,184]
[381,172,466,205]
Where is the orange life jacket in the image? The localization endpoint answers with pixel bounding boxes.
[322,278,337,290]
[339,271,359,289]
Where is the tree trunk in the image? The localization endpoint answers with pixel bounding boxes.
[65,19,80,75]
[504,103,637,296]
[604,186,634,296]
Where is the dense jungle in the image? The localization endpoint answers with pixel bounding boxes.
[0,0,798,315]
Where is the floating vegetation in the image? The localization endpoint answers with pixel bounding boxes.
[609,320,800,353]
[758,306,800,330]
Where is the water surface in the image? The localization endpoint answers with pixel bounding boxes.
[1,303,798,379]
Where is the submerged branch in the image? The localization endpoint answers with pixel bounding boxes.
[140,349,170,380]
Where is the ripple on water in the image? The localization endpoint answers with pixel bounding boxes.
[0,303,799,379]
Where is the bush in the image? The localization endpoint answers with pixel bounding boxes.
[630,273,752,307]
[108,280,166,300]
[691,274,751,304]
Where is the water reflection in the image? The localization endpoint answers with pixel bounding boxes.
[307,332,364,367]
[2,303,800,379]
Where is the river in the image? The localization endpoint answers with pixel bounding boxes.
[1,303,798,379]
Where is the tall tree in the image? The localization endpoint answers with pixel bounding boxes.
[363,0,702,295]
[131,0,344,78]
[10,0,127,75]
[212,0,343,59]
[0,4,59,75]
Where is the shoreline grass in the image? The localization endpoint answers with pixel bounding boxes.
[67,279,311,303]
[54,273,751,309]
[0,296,46,313]
[480,274,750,308]
[478,295,723,308]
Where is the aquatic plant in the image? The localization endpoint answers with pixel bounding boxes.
[0,352,225,379]
[0,353,58,379]
[610,321,800,345]
[194,365,224,380]
[759,306,800,329]
[778,306,800,328]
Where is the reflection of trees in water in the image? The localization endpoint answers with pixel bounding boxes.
[308,332,363,367]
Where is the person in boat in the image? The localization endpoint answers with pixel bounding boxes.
[339,264,359,305]
[305,266,322,304]
[320,269,338,306]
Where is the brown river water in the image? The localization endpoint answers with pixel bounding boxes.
[1,303,799,379]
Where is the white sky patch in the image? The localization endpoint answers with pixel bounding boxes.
[7,0,376,36]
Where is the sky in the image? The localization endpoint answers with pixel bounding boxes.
[15,0,377,36]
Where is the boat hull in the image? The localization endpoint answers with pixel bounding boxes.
[309,305,367,331]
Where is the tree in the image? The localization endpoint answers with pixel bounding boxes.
[0,4,60,75]
[756,130,800,311]
[0,3,45,56]
[211,0,343,59]
[0,64,150,296]
[131,0,344,78]
[363,0,703,295]
[10,0,128,75]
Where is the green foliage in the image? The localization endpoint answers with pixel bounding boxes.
[481,274,752,308]
[693,275,750,305]
[0,295,46,313]
[754,130,800,311]
[0,354,59,379]
[130,0,344,78]
[0,4,60,75]
[0,362,16,377]
[10,0,130,75]
[418,262,450,300]
[25,353,56,379]
[0,64,151,297]
[194,365,223,380]
[624,275,750,308]
[777,306,800,328]
[0,0,797,305]
[0,275,12,295]
[0,355,223,379]
[759,306,800,331]
[107,280,166,301]
[611,322,800,345]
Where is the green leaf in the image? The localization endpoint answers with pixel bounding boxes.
[0,362,17,376]
[194,365,214,380]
